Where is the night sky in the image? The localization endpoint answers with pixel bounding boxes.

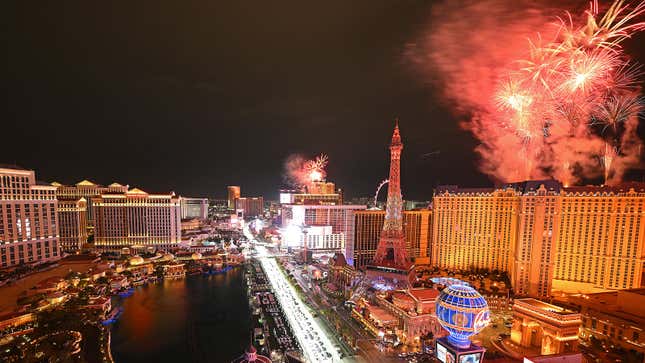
[4,2,645,200]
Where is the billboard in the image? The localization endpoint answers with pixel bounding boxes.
[459,353,482,363]
[436,341,456,363]
[279,192,293,204]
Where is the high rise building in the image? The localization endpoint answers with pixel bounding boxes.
[180,197,209,219]
[431,180,645,297]
[0,166,60,268]
[513,181,562,297]
[52,180,128,230]
[281,204,366,260]
[373,120,410,271]
[235,197,264,217]
[93,188,181,250]
[279,181,343,205]
[552,183,645,292]
[353,209,431,269]
[57,198,88,253]
[227,186,240,209]
[432,185,519,274]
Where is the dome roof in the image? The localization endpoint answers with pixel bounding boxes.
[129,255,144,266]
[435,282,490,348]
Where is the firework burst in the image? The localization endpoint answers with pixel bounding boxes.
[411,0,645,185]
[283,153,329,189]
[492,0,645,184]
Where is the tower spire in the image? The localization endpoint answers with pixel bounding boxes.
[391,118,401,145]
[373,119,410,270]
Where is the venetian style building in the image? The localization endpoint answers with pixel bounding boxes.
[431,180,645,297]
[0,166,60,268]
[57,198,88,253]
[93,188,181,251]
[353,209,432,269]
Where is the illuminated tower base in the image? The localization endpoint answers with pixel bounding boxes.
[435,337,485,363]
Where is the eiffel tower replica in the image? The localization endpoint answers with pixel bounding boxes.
[367,120,414,286]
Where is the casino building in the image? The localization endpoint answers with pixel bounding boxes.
[93,188,181,251]
[0,166,60,268]
[57,197,88,253]
[374,287,444,346]
[432,181,645,297]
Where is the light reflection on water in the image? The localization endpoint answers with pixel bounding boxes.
[110,269,251,363]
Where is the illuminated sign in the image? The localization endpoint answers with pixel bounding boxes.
[436,341,456,363]
[459,353,481,363]
[279,193,293,204]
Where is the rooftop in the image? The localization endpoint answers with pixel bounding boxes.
[408,288,439,301]
[0,164,28,171]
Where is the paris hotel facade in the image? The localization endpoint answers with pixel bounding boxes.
[431,180,645,297]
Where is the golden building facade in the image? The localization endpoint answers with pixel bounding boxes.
[431,181,645,298]
[514,183,561,297]
[553,183,645,292]
[353,209,431,269]
[52,180,128,227]
[93,188,181,250]
[432,186,518,274]
[57,198,88,253]
[227,186,240,209]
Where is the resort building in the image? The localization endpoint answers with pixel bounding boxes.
[235,197,264,218]
[227,186,240,209]
[431,181,645,298]
[57,197,88,253]
[52,180,128,228]
[93,188,181,251]
[0,166,60,268]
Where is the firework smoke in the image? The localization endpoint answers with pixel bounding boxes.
[408,0,645,185]
[283,153,329,189]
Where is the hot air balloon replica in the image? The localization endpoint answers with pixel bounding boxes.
[435,281,490,363]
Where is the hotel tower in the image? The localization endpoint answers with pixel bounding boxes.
[432,181,645,297]
[0,166,60,267]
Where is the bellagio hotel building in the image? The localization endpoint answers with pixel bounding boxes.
[0,166,60,268]
[93,187,181,251]
[432,181,645,298]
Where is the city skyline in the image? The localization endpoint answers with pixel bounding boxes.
[6,2,644,200]
[2,2,645,362]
